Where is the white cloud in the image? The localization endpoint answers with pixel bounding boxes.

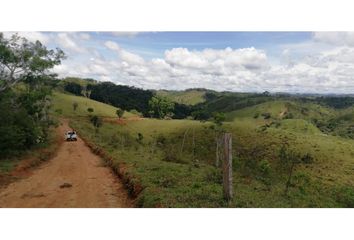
[56,33,86,53]
[21,31,348,94]
[3,31,49,44]
[110,32,140,38]
[313,32,354,46]
[58,42,354,93]
[104,40,145,65]
[164,47,268,71]
[79,33,91,40]
[104,40,120,51]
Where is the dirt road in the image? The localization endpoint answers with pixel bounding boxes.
[0,120,132,208]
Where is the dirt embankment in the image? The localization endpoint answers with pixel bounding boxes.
[0,120,132,208]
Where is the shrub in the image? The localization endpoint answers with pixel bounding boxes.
[87,107,94,113]
[109,131,135,149]
[131,109,143,117]
[55,108,63,114]
[336,186,354,207]
[163,150,186,164]
[64,82,83,96]
[284,112,294,119]
[258,159,271,176]
[204,168,222,184]
[136,133,144,144]
[301,153,314,164]
[116,108,124,119]
[261,112,271,119]
[156,134,166,146]
[72,102,78,111]
[90,115,102,132]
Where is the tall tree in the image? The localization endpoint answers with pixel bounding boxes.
[0,33,65,92]
[116,108,124,119]
[64,82,82,96]
[148,95,175,119]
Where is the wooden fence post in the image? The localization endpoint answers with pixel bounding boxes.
[222,133,233,201]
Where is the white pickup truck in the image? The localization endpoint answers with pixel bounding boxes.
[65,131,78,141]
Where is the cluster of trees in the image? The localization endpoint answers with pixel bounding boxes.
[63,80,94,98]
[148,96,175,119]
[89,82,153,116]
[314,96,354,109]
[64,82,83,96]
[0,33,65,158]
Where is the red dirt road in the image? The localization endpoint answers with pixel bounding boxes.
[0,120,132,208]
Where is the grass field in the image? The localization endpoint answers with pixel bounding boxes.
[69,115,354,207]
[156,89,206,105]
[50,92,136,118]
[51,92,354,207]
[225,100,335,121]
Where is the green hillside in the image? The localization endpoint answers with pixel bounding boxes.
[225,100,287,120]
[48,84,354,207]
[156,89,206,105]
[70,114,354,207]
[226,100,335,121]
[50,92,135,118]
[274,119,322,134]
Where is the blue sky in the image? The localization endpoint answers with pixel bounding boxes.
[6,31,354,93]
[86,32,312,58]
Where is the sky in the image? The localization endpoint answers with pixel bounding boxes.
[5,31,354,93]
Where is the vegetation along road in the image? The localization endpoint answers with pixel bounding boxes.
[0,120,132,208]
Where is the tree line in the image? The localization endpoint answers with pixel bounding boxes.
[0,33,65,158]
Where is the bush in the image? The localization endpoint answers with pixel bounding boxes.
[284,112,294,119]
[73,102,78,111]
[131,109,143,117]
[87,107,94,113]
[204,168,222,184]
[258,159,271,176]
[0,90,52,158]
[261,112,271,119]
[136,133,144,144]
[156,134,166,146]
[108,131,135,149]
[163,149,186,164]
[301,153,314,164]
[64,82,83,96]
[90,115,102,130]
[336,186,354,207]
[55,108,63,114]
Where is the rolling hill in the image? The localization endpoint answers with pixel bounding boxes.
[50,92,136,118]
[156,89,207,105]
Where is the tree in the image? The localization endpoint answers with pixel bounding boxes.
[278,146,301,194]
[191,109,211,121]
[212,112,225,126]
[73,102,78,111]
[0,33,65,92]
[90,115,102,133]
[64,82,82,96]
[116,108,124,119]
[89,82,153,116]
[148,95,175,119]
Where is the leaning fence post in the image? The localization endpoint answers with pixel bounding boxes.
[222,133,233,201]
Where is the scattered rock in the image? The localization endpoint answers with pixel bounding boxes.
[60,182,73,188]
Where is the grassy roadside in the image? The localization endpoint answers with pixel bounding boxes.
[70,116,354,207]
[0,123,62,188]
[53,91,354,207]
